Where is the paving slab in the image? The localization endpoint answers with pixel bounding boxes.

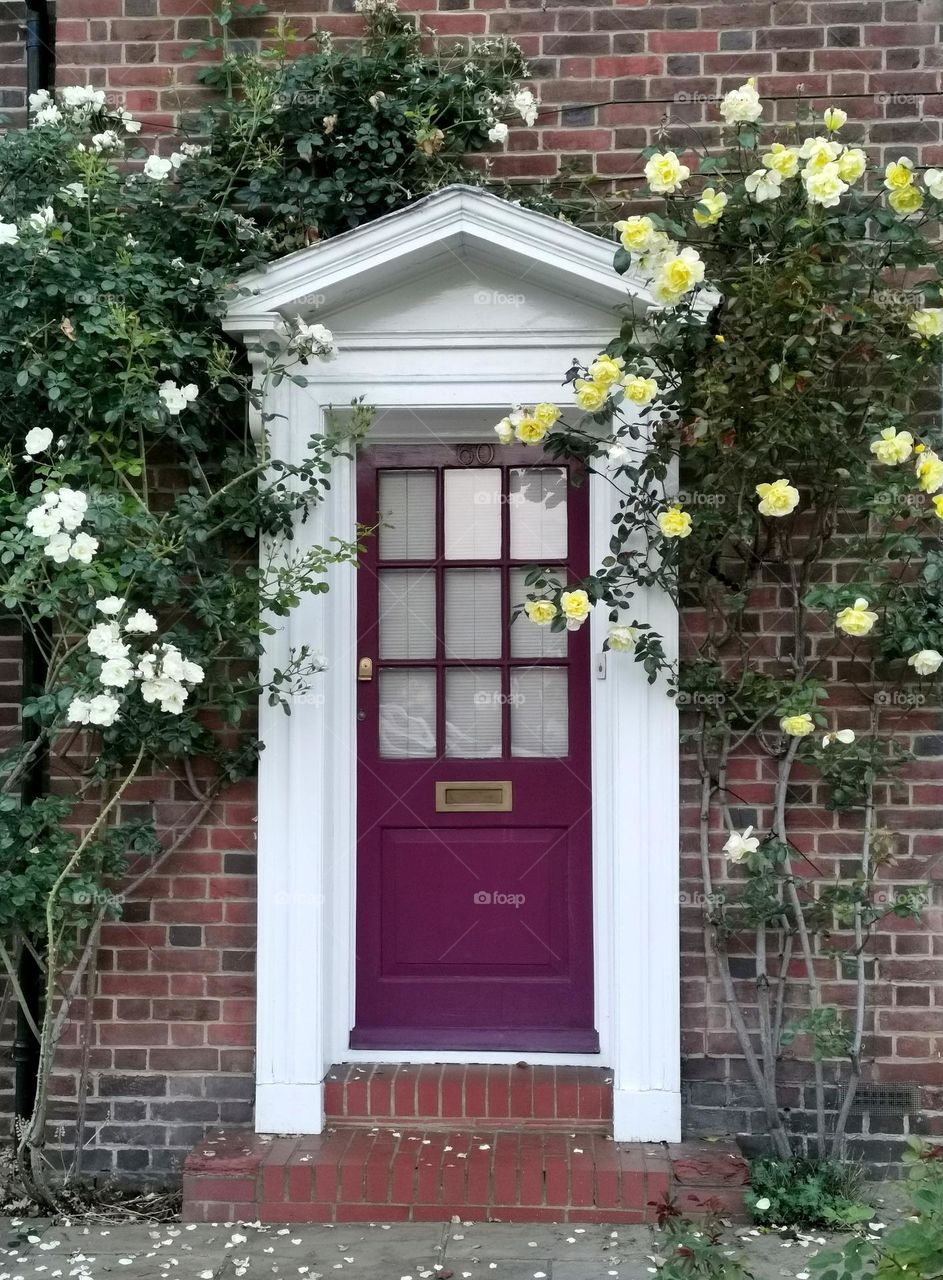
[0,1211,902,1280]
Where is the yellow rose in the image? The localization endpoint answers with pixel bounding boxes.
[653,247,705,305]
[780,713,814,738]
[836,597,879,637]
[804,163,848,208]
[837,147,867,183]
[916,449,943,494]
[800,136,841,173]
[607,623,639,652]
[533,402,561,430]
[909,308,943,339]
[560,588,591,622]
[756,478,800,517]
[762,142,799,179]
[575,380,609,413]
[933,494,943,520]
[889,184,924,215]
[884,157,915,191]
[622,374,658,405]
[870,427,914,465]
[615,215,656,253]
[644,150,691,194]
[657,505,693,538]
[589,355,626,388]
[823,106,848,132]
[524,599,557,626]
[515,416,548,445]
[692,187,728,227]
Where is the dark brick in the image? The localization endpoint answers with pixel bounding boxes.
[169,926,202,947]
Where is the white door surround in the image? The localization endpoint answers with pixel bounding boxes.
[225,186,681,1143]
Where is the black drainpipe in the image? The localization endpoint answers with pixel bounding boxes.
[13,629,49,1122]
[13,8,53,1117]
[23,0,53,110]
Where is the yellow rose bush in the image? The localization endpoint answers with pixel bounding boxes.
[499,86,942,1159]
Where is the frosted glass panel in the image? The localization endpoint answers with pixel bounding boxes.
[444,469,501,560]
[445,569,502,659]
[511,668,568,758]
[378,470,436,560]
[379,669,436,759]
[379,570,436,659]
[510,468,568,560]
[510,568,567,659]
[446,669,502,759]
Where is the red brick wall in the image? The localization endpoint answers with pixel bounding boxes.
[2,0,941,1180]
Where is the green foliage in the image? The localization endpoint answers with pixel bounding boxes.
[748,1156,872,1230]
[812,1141,943,1278]
[652,1215,754,1279]
[182,3,534,249]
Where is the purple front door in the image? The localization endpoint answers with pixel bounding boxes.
[353,444,596,1052]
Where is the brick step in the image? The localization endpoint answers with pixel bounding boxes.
[182,1129,750,1225]
[323,1063,613,1130]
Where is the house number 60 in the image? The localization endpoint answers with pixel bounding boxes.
[457,443,495,465]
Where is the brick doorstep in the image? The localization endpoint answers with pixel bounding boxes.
[182,1127,749,1225]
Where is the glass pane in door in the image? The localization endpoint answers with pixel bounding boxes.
[444,469,502,559]
[510,467,568,559]
[446,668,502,758]
[379,470,436,560]
[379,669,436,759]
[379,570,436,659]
[511,667,568,758]
[445,569,502,659]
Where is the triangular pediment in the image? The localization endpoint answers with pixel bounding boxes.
[224,184,655,338]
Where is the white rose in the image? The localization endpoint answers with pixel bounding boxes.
[745,168,783,203]
[27,206,54,233]
[88,693,120,726]
[24,427,54,459]
[723,826,761,862]
[69,532,99,564]
[99,657,136,688]
[26,505,62,539]
[56,486,88,529]
[513,89,538,127]
[908,649,943,676]
[0,222,19,247]
[924,169,943,200]
[143,154,173,181]
[607,624,639,652]
[87,622,129,660]
[182,660,205,685]
[822,729,856,746]
[43,532,73,563]
[67,697,91,725]
[158,380,198,414]
[96,596,125,616]
[125,609,158,634]
[488,121,509,144]
[719,79,762,125]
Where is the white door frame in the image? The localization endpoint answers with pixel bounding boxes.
[252,354,682,1142]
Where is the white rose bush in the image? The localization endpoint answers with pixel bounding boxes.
[0,86,367,1204]
[499,86,942,1160]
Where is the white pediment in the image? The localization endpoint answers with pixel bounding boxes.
[224,184,654,340]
